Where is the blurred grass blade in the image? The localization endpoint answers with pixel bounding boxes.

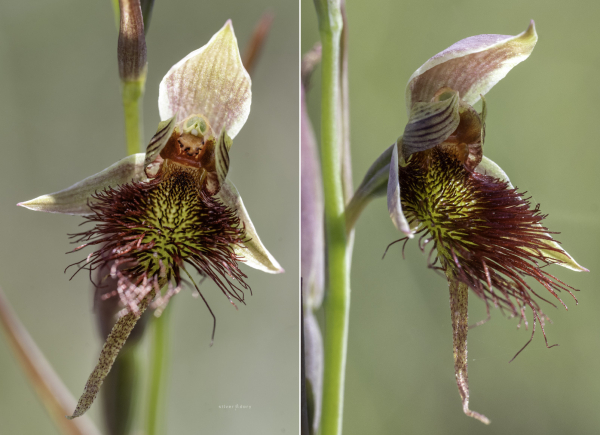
[242,12,275,75]
[242,12,274,76]
[0,287,102,435]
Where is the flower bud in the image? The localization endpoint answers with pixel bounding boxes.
[118,0,147,82]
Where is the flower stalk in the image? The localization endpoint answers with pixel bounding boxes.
[145,304,172,435]
[121,80,145,156]
[313,0,350,434]
[118,0,147,155]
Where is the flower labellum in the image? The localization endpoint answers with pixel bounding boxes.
[19,20,282,419]
[386,21,587,424]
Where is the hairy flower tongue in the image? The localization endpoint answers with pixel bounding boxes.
[389,21,587,424]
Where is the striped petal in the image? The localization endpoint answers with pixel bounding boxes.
[144,116,177,177]
[17,154,147,215]
[213,129,232,194]
[406,21,537,112]
[402,89,460,157]
[158,20,251,139]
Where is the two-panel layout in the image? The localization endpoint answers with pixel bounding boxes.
[0,1,597,435]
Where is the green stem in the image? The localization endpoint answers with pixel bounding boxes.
[121,79,146,156]
[102,343,141,435]
[314,1,349,434]
[145,304,172,435]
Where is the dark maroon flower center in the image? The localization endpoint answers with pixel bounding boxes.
[69,161,249,315]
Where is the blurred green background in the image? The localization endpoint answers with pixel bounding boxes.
[303,0,599,434]
[0,1,297,434]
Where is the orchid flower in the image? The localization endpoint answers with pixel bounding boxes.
[18,20,283,419]
[386,21,587,424]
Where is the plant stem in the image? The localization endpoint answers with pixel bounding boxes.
[145,304,172,435]
[314,1,349,434]
[121,79,145,156]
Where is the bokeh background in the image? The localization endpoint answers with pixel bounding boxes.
[303,1,600,434]
[0,1,297,434]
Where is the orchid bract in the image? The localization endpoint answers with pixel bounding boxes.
[385,21,586,424]
[19,20,282,419]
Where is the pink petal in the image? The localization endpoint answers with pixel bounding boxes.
[406,21,537,112]
[158,20,251,139]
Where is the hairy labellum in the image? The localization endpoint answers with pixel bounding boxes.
[394,142,582,424]
[65,157,251,420]
[70,160,250,315]
[398,145,578,326]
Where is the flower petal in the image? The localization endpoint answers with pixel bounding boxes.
[402,89,460,157]
[216,129,232,189]
[476,156,588,272]
[474,155,514,188]
[387,142,413,236]
[216,179,284,274]
[406,20,537,111]
[18,154,147,215]
[204,129,232,196]
[344,146,390,231]
[144,116,177,177]
[480,94,487,145]
[158,20,251,139]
